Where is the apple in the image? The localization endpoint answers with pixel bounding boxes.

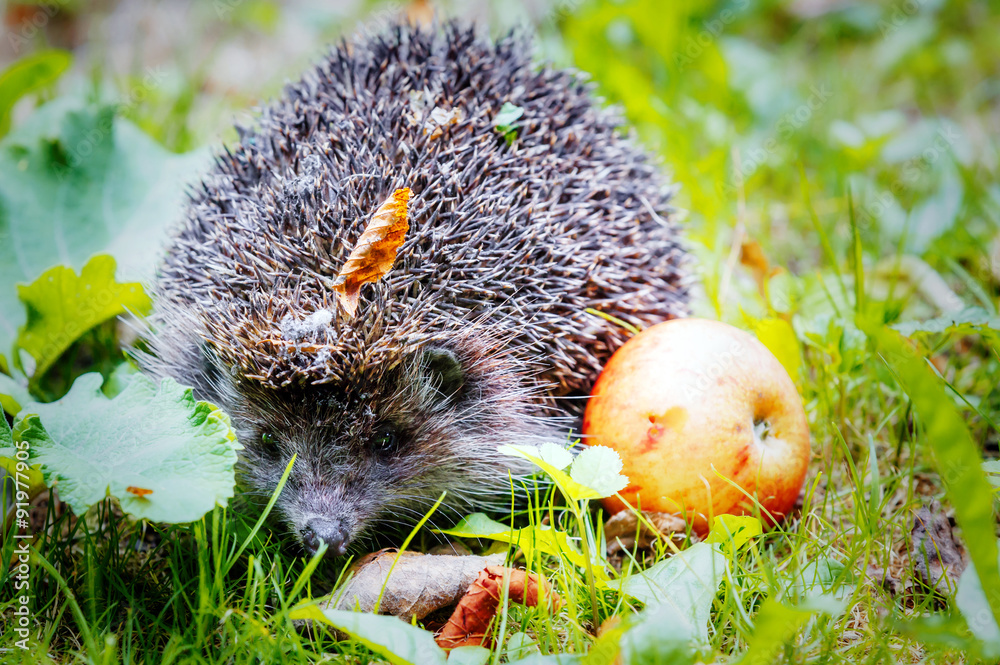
[582,318,810,532]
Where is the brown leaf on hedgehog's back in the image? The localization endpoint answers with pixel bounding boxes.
[333,188,411,317]
[435,565,559,650]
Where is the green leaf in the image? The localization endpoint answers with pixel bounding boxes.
[494,102,524,134]
[0,50,72,137]
[498,444,602,501]
[538,442,575,470]
[505,632,539,661]
[16,373,240,523]
[16,255,151,378]
[706,515,762,553]
[892,306,1000,338]
[581,615,628,665]
[1,402,45,499]
[984,461,1000,488]
[0,409,11,450]
[289,605,446,665]
[955,545,1000,656]
[506,656,581,665]
[620,602,697,665]
[750,317,802,381]
[438,512,589,570]
[608,542,727,642]
[447,646,491,665]
[861,320,1000,633]
[569,446,628,498]
[0,371,31,415]
[0,97,208,369]
[738,599,815,665]
[102,361,140,398]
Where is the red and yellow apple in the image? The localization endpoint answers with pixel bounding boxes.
[582,318,810,532]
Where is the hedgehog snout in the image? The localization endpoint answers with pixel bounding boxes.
[300,517,349,557]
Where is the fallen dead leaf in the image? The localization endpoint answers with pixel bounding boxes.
[436,565,559,650]
[740,238,783,303]
[911,501,967,594]
[333,188,410,317]
[605,510,688,556]
[325,549,503,620]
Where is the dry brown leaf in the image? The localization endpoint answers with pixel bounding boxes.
[325,549,503,620]
[604,510,688,556]
[436,565,558,651]
[333,188,410,317]
[911,501,967,593]
[406,0,434,27]
[739,239,783,301]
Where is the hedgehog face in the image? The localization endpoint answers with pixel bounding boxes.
[229,346,529,556]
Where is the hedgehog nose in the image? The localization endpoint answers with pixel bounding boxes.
[301,519,349,557]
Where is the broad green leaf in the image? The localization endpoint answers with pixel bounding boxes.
[738,599,815,665]
[499,444,601,501]
[494,102,524,133]
[609,542,727,642]
[0,97,208,369]
[0,371,31,415]
[0,50,72,137]
[289,605,446,665]
[441,511,511,538]
[706,515,762,553]
[0,412,46,499]
[892,306,1000,338]
[505,632,539,661]
[538,442,574,470]
[569,446,628,499]
[507,656,582,665]
[447,646,490,665]
[439,512,589,570]
[893,614,986,656]
[16,373,240,523]
[581,616,627,665]
[16,255,151,378]
[102,361,140,398]
[984,461,1000,489]
[750,317,802,381]
[0,411,11,449]
[620,602,697,665]
[862,320,1000,632]
[955,546,1000,656]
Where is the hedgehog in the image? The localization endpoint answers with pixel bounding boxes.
[141,20,690,556]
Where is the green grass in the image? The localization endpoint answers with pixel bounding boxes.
[2,0,1000,663]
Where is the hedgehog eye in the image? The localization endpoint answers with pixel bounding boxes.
[261,433,275,446]
[373,427,400,456]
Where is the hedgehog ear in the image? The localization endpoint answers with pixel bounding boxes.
[421,347,465,400]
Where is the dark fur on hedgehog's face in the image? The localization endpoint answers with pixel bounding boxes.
[226,347,527,556]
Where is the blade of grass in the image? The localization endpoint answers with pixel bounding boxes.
[32,546,100,662]
[800,164,849,306]
[863,319,1000,632]
[224,453,296,575]
[848,186,865,314]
